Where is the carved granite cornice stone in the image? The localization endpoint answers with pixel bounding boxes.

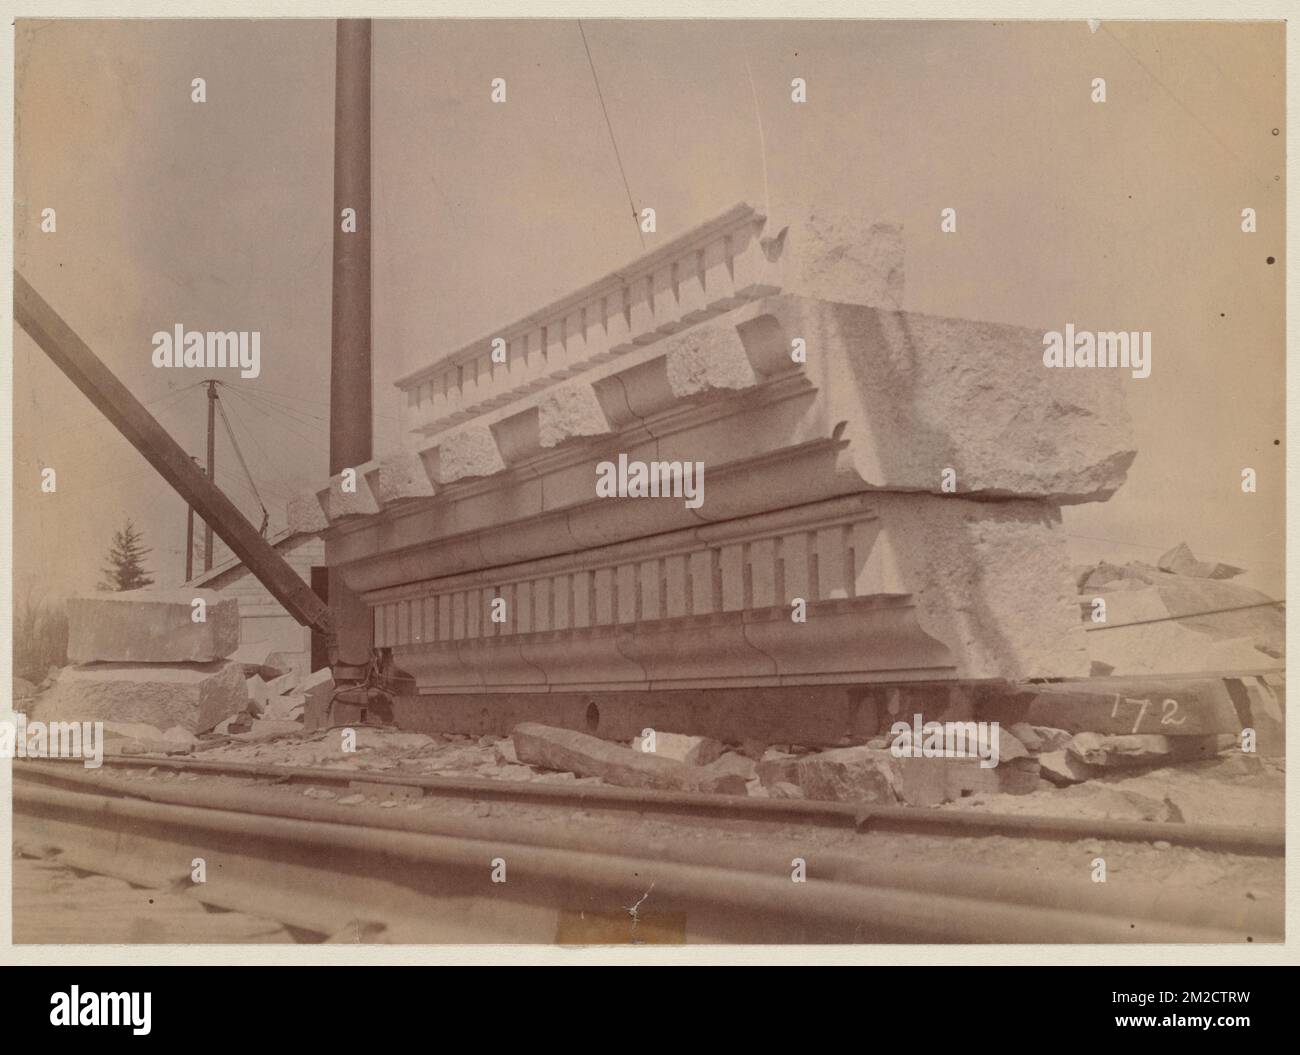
[291,203,1135,688]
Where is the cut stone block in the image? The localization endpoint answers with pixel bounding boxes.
[630,731,726,766]
[763,202,905,309]
[537,383,612,448]
[513,722,691,792]
[1026,680,1243,736]
[872,493,1090,681]
[762,295,1136,503]
[692,752,756,795]
[891,755,1038,805]
[1087,624,1281,678]
[1066,732,1227,768]
[792,745,898,804]
[66,590,239,664]
[35,660,249,735]
[426,424,507,484]
[1079,561,1280,658]
[363,451,436,505]
[665,323,759,398]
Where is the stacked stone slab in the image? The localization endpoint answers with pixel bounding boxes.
[292,201,1136,738]
[67,589,240,663]
[35,590,248,734]
[1076,545,1284,676]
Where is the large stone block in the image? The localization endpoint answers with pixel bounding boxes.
[1026,678,1245,736]
[755,295,1136,503]
[67,590,239,664]
[892,755,1040,805]
[789,745,898,804]
[513,722,686,792]
[764,202,905,309]
[33,660,249,734]
[872,493,1090,681]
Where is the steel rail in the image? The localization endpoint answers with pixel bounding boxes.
[18,754,1284,855]
[14,762,1282,941]
[14,777,1272,944]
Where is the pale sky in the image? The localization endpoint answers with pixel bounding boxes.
[12,18,1285,599]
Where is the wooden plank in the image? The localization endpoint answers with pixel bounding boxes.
[15,271,334,635]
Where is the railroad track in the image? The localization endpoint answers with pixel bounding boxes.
[12,757,1283,944]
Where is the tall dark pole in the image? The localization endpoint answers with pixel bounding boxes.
[185,454,201,581]
[185,493,195,580]
[204,379,217,571]
[330,19,373,477]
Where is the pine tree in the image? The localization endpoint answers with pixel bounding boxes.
[98,519,155,592]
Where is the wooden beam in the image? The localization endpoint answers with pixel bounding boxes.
[14,269,335,636]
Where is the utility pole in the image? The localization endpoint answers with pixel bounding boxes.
[185,487,195,580]
[330,19,373,477]
[204,379,218,571]
[184,454,201,581]
[325,18,376,669]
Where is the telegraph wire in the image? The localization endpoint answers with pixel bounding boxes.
[578,20,645,250]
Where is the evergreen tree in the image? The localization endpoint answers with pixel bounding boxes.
[98,519,155,591]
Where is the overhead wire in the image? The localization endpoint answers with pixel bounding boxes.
[578,20,645,250]
[1084,599,1284,633]
[213,389,270,535]
[215,391,301,501]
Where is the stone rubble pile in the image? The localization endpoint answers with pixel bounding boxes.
[502,679,1281,811]
[1075,541,1284,675]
